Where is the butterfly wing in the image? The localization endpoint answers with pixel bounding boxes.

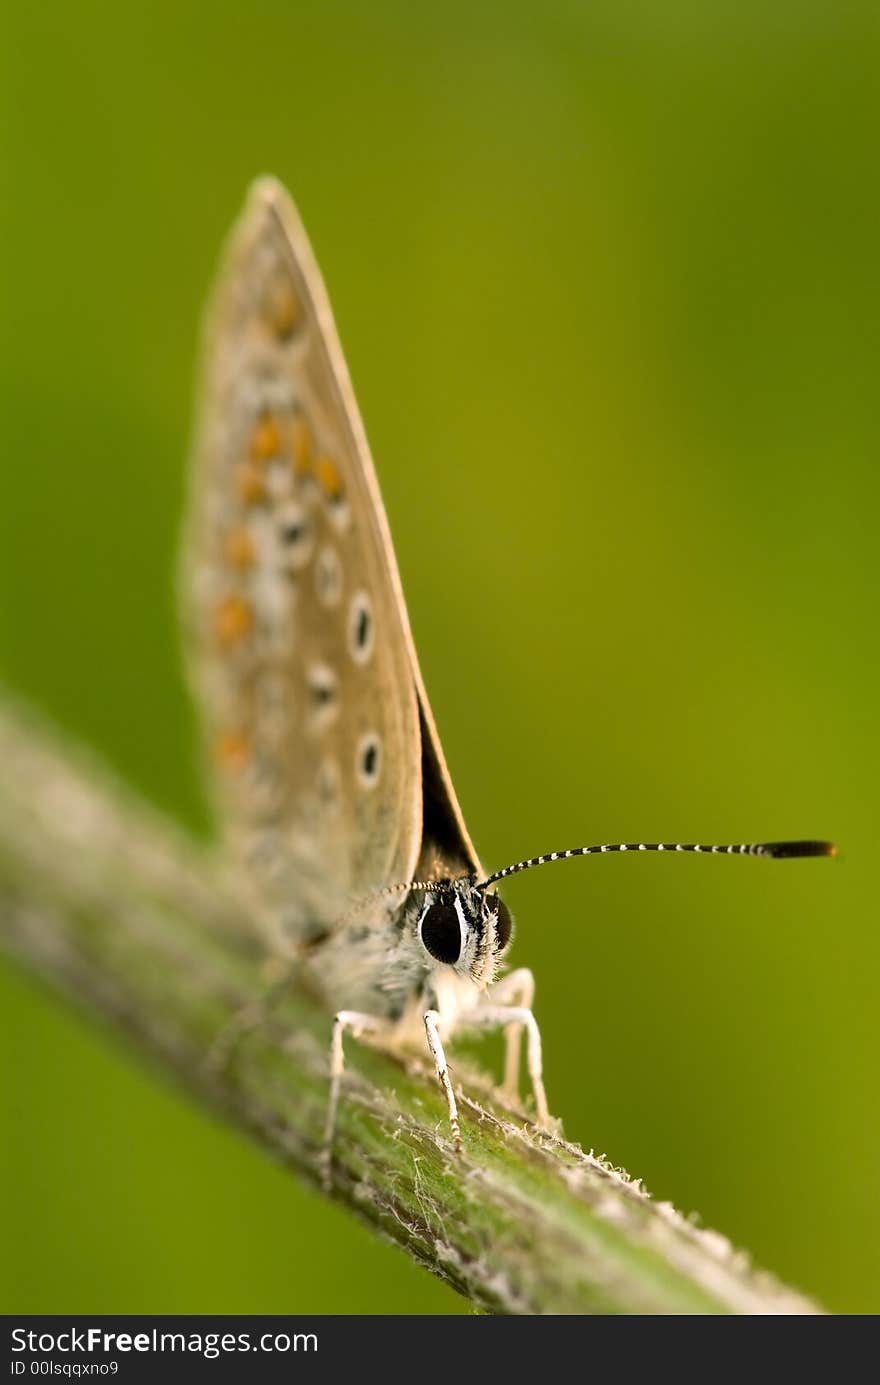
[183,179,480,946]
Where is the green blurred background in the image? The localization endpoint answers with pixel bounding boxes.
[1,1,876,1314]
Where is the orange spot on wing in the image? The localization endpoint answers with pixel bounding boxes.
[215,730,249,772]
[315,455,344,501]
[214,594,252,646]
[235,463,266,505]
[266,276,301,340]
[224,527,256,569]
[249,412,282,462]
[291,416,312,475]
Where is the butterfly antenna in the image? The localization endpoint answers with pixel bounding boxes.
[480,839,836,888]
[335,878,436,927]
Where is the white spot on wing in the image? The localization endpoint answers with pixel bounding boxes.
[277,500,314,571]
[348,590,374,664]
[307,662,340,732]
[314,544,343,607]
[356,731,381,789]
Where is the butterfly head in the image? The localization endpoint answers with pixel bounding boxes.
[414,879,513,989]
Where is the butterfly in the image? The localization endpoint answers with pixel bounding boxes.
[183,178,834,1175]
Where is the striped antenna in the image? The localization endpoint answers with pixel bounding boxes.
[335,877,437,928]
[480,839,836,888]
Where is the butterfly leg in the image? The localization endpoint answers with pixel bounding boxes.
[467,1004,551,1128]
[323,1009,385,1190]
[487,967,536,1101]
[424,1010,462,1152]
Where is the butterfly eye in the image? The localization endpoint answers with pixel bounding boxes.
[493,898,513,952]
[420,902,463,965]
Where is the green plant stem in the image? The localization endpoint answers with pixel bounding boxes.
[0,694,821,1315]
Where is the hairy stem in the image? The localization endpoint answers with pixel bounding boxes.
[0,694,821,1315]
